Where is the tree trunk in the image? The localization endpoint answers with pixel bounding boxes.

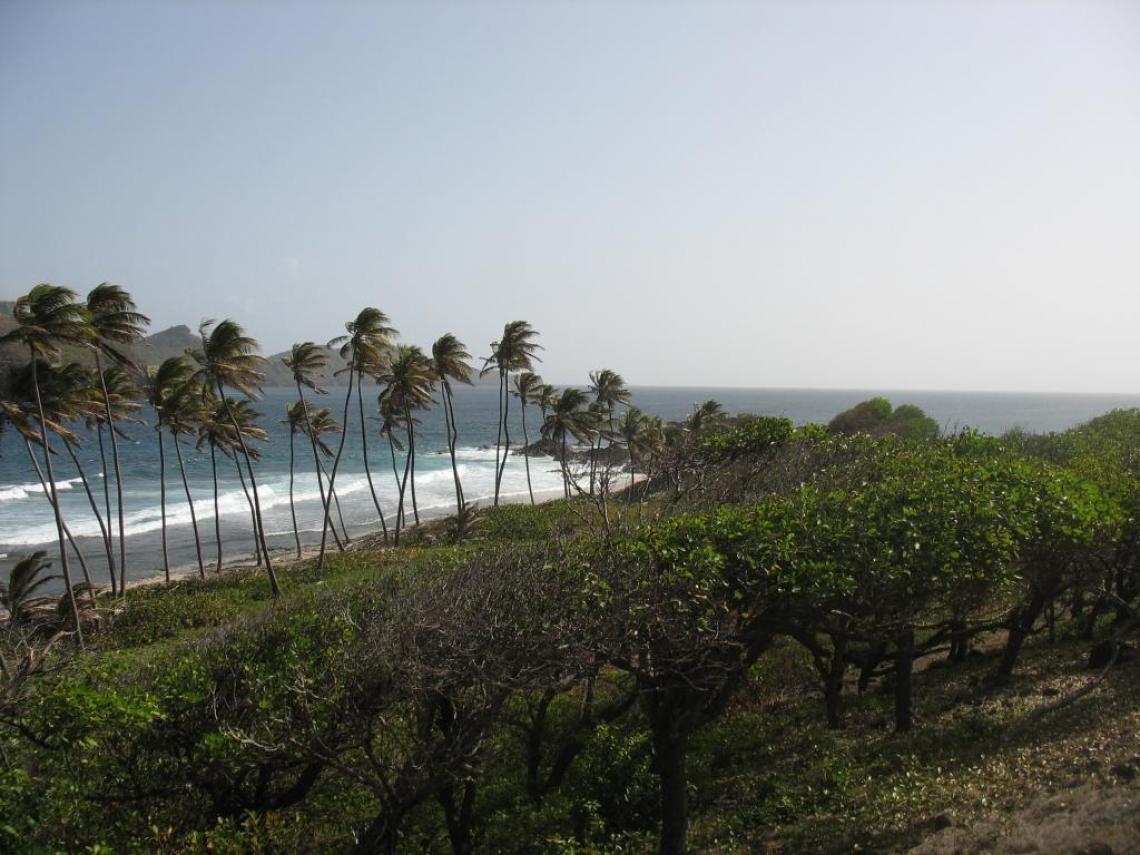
[521,401,534,505]
[297,382,344,552]
[317,458,349,547]
[96,354,129,598]
[653,728,689,855]
[357,370,389,542]
[824,637,847,730]
[994,593,1046,686]
[158,429,170,583]
[30,355,83,644]
[24,438,94,591]
[438,781,478,855]
[173,433,206,580]
[63,440,113,576]
[395,409,414,544]
[492,370,504,507]
[233,453,261,565]
[219,387,280,596]
[211,443,223,572]
[289,431,301,558]
[409,414,419,525]
[95,423,117,596]
[561,433,570,498]
[318,363,355,569]
[443,381,465,513]
[353,807,405,855]
[894,626,915,733]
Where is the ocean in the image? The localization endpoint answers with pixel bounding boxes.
[2,386,1138,591]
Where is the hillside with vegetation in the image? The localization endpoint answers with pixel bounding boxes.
[1,286,1138,854]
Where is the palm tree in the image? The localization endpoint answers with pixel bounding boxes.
[616,407,659,503]
[587,369,631,494]
[377,345,435,541]
[282,343,344,551]
[307,407,350,548]
[511,371,543,505]
[481,321,542,506]
[88,366,142,591]
[147,356,195,583]
[686,399,725,434]
[1,385,96,590]
[540,387,592,498]
[85,284,149,594]
[431,333,474,513]
[161,375,208,579]
[1,285,94,641]
[190,319,279,596]
[319,308,397,568]
[284,401,308,558]
[1,552,60,625]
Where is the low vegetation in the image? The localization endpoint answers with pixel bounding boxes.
[3,389,1139,851]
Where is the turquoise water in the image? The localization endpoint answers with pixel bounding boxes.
[2,385,1138,589]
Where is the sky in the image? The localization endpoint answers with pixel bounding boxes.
[1,0,1138,392]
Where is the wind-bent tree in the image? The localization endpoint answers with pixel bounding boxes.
[319,308,396,569]
[1,551,61,625]
[88,366,142,591]
[307,407,350,548]
[1,285,94,641]
[147,357,196,583]
[377,345,435,540]
[616,406,654,502]
[283,343,344,551]
[541,387,592,498]
[159,373,208,580]
[587,369,631,495]
[85,283,149,594]
[190,319,279,596]
[511,371,543,505]
[431,333,475,513]
[482,321,542,506]
[284,402,309,558]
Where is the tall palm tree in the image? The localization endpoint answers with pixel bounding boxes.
[1,285,94,641]
[190,319,280,596]
[686,399,725,434]
[319,308,397,568]
[147,356,195,583]
[481,321,542,506]
[85,284,149,594]
[2,383,96,590]
[1,552,60,625]
[587,369,631,495]
[284,401,308,558]
[616,407,659,503]
[377,345,435,541]
[307,407,350,548]
[161,375,208,579]
[88,366,142,591]
[431,333,474,513]
[511,371,543,505]
[282,343,344,551]
[540,387,592,498]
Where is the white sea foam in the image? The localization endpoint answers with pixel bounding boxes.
[0,476,87,502]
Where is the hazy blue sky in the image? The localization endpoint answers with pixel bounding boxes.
[2,0,1137,391]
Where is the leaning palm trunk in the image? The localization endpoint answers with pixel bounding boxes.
[520,402,534,505]
[297,381,344,552]
[172,433,206,580]
[158,429,170,582]
[30,355,83,643]
[218,388,279,595]
[408,415,419,525]
[210,442,223,572]
[492,371,504,506]
[24,438,95,590]
[232,455,261,567]
[96,354,129,597]
[317,364,356,568]
[442,381,465,512]
[395,420,414,544]
[63,440,114,574]
[95,424,117,595]
[357,371,390,542]
[561,433,571,498]
[288,431,301,558]
[496,373,513,504]
[316,459,350,547]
